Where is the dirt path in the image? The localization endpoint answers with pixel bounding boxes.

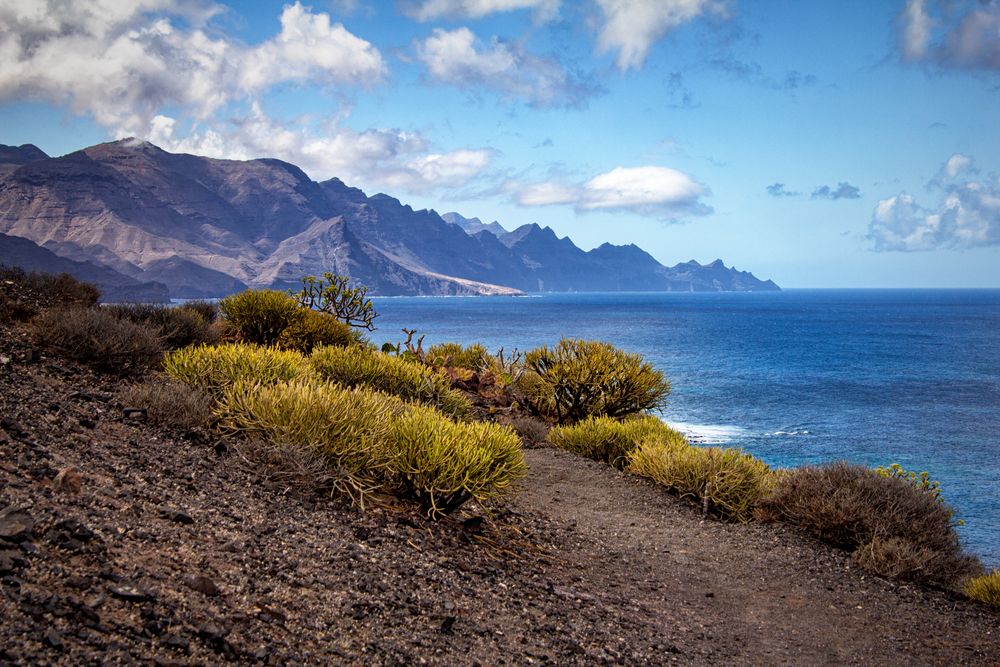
[512,447,1000,665]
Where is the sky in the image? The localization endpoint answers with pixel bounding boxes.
[1,0,999,287]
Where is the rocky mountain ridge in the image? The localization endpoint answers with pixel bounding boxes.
[0,139,779,298]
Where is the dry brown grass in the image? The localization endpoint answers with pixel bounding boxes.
[32,306,163,376]
[119,377,213,430]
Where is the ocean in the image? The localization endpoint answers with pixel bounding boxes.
[369,289,1000,567]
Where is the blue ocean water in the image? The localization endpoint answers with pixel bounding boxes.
[370,290,1000,566]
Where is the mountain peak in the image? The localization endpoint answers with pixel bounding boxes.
[0,143,50,166]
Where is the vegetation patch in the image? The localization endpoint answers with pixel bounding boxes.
[756,462,980,585]
[965,570,1000,607]
[628,441,773,523]
[524,338,670,423]
[0,266,100,309]
[31,306,162,377]
[163,343,308,398]
[426,342,489,370]
[310,345,471,418]
[276,309,363,353]
[104,303,214,349]
[219,289,303,345]
[389,404,526,517]
[120,376,213,429]
[549,414,686,468]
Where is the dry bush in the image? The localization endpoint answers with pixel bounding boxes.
[0,292,36,323]
[389,404,527,517]
[119,376,213,429]
[310,345,471,418]
[219,289,302,345]
[0,266,101,308]
[524,338,670,423]
[163,343,308,398]
[756,462,981,585]
[104,303,212,349]
[965,570,1000,607]
[276,309,363,353]
[628,441,774,522]
[549,414,686,468]
[177,300,218,324]
[508,415,550,446]
[31,306,162,376]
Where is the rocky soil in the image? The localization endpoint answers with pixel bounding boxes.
[1,320,998,665]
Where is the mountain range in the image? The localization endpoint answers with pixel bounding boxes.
[0,139,778,300]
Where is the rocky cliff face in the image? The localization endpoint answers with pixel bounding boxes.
[0,139,779,298]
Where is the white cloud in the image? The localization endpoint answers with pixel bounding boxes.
[0,0,385,137]
[415,26,596,107]
[595,0,728,70]
[511,165,711,219]
[869,157,1000,251]
[944,153,974,179]
[404,0,559,22]
[149,104,493,194]
[898,0,1000,70]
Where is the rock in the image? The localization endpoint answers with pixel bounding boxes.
[0,507,34,542]
[108,583,152,603]
[52,468,82,495]
[0,417,26,439]
[163,634,190,653]
[440,615,456,634]
[184,574,220,596]
[161,509,194,525]
[0,549,26,574]
[43,627,64,650]
[77,417,96,429]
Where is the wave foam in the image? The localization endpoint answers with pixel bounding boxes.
[664,421,745,444]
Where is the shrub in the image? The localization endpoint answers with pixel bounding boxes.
[31,306,162,376]
[549,414,686,468]
[103,303,211,349]
[965,571,1000,607]
[389,404,526,517]
[524,339,670,423]
[426,342,488,370]
[162,343,308,398]
[628,441,774,522]
[277,309,363,353]
[295,272,378,330]
[220,379,400,501]
[756,462,980,585]
[177,300,219,324]
[219,289,302,345]
[0,292,36,323]
[310,345,472,418]
[0,266,101,308]
[120,376,213,429]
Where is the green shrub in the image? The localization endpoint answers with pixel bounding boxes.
[426,342,488,370]
[220,379,400,501]
[965,570,1000,607]
[628,441,774,522]
[310,345,471,418]
[295,272,378,330]
[389,404,526,517]
[163,343,308,398]
[103,303,211,349]
[219,289,302,345]
[120,376,213,429]
[31,306,162,376]
[277,309,363,353]
[524,339,670,423]
[549,414,686,468]
[756,462,980,585]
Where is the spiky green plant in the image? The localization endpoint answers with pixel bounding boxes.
[524,338,670,423]
[219,379,401,501]
[628,441,773,523]
[549,414,687,468]
[426,342,489,370]
[162,343,308,398]
[389,404,526,517]
[219,289,303,345]
[310,345,471,418]
[277,309,364,353]
[965,570,1000,607]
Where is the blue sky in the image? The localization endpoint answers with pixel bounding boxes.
[2,0,999,287]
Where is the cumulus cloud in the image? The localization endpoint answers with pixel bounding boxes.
[868,157,1000,251]
[0,1,385,137]
[811,182,862,200]
[898,0,1000,70]
[149,104,493,194]
[766,183,799,197]
[403,0,560,21]
[510,165,711,219]
[415,27,598,107]
[595,0,729,70]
